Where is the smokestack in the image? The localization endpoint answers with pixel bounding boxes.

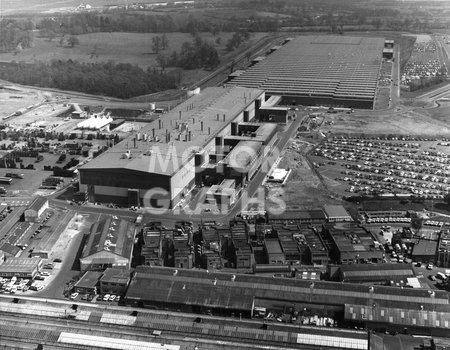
[201,121,204,132]
[152,128,155,138]
[158,120,162,129]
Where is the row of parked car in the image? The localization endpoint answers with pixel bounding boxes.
[69,292,121,303]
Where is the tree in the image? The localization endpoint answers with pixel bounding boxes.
[67,36,80,47]
[152,36,161,54]
[410,213,424,236]
[161,34,169,50]
[156,53,168,70]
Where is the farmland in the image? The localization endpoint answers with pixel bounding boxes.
[0,32,266,70]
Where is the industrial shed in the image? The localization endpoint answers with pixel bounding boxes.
[228,36,385,109]
[23,196,48,222]
[0,257,42,278]
[125,266,450,334]
[80,216,135,271]
[339,264,415,283]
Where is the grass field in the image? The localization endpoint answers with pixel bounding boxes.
[0,0,167,14]
[0,32,266,69]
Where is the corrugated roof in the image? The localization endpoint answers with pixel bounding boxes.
[26,196,48,213]
[127,267,450,314]
[82,215,134,260]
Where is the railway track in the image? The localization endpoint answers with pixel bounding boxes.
[0,309,306,350]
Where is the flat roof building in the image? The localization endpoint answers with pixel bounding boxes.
[323,223,384,264]
[323,205,353,222]
[78,86,265,209]
[73,271,103,295]
[99,267,131,295]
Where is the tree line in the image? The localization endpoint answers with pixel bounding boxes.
[156,36,220,70]
[0,19,34,53]
[0,60,179,99]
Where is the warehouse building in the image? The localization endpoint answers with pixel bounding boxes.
[323,205,353,222]
[99,268,131,295]
[73,271,103,295]
[0,257,42,278]
[338,264,415,284]
[80,215,135,271]
[78,86,268,209]
[228,36,385,109]
[23,196,48,222]
[125,266,450,335]
[322,223,384,264]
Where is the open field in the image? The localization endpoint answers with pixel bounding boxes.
[266,139,343,210]
[0,87,43,119]
[0,32,267,70]
[0,0,167,14]
[319,107,450,136]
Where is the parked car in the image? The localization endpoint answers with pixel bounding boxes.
[70,292,79,300]
[103,294,111,301]
[108,295,116,301]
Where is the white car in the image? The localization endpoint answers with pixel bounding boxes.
[70,292,79,300]
[103,294,111,301]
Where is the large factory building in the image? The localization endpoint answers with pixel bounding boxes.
[79,86,279,209]
[228,36,385,110]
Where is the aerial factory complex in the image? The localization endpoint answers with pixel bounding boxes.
[0,2,449,348]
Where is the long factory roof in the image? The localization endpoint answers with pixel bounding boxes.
[80,86,264,176]
[228,35,384,101]
[127,266,450,314]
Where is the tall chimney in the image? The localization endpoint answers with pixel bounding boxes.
[152,128,155,138]
[158,120,162,129]
[201,121,204,132]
